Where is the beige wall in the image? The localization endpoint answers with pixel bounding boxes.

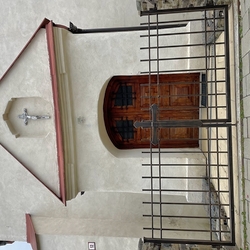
[0,30,60,197]
[0,23,208,245]
[59,26,193,193]
[1,2,240,248]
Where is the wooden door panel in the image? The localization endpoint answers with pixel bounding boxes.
[104,73,200,149]
[138,127,151,143]
[170,83,199,107]
[168,127,198,139]
[158,110,198,119]
[140,84,158,108]
[140,83,170,109]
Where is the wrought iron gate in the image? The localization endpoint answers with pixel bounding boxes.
[139,5,235,247]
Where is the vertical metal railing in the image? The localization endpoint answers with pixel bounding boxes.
[140,5,235,247]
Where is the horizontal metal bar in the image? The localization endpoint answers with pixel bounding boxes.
[141,94,227,98]
[140,106,228,111]
[206,80,227,83]
[141,105,228,109]
[139,82,227,87]
[153,140,229,144]
[142,189,229,193]
[141,16,225,26]
[156,138,229,142]
[140,81,201,85]
[140,41,225,50]
[142,188,229,193]
[69,22,187,34]
[140,29,225,38]
[139,99,198,103]
[144,227,211,232]
[140,140,229,144]
[142,151,228,154]
[201,119,231,123]
[141,67,226,74]
[143,237,234,246]
[141,150,229,153]
[201,123,232,127]
[205,93,227,96]
[135,119,202,128]
[143,215,230,219]
[139,138,230,143]
[143,202,230,206]
[138,76,227,84]
[140,5,228,16]
[143,227,230,233]
[142,163,228,166]
[142,176,229,180]
[142,164,228,167]
[141,54,225,62]
[141,102,227,109]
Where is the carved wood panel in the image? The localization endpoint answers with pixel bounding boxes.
[104,73,200,149]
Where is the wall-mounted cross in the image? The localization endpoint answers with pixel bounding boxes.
[134,104,202,145]
[18,108,50,126]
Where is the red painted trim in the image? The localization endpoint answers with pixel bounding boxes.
[45,21,66,205]
[0,19,67,205]
[0,18,50,82]
[0,143,62,202]
[26,214,38,250]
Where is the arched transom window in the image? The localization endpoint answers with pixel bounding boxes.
[103,73,200,149]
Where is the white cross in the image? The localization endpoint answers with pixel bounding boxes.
[18,108,50,126]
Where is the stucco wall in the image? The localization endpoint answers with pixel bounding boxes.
[0,0,217,247]
[0,145,65,241]
[62,27,193,193]
[0,30,59,197]
[39,235,139,250]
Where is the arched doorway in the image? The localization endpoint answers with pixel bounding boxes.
[103,73,200,149]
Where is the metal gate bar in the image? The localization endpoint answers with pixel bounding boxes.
[140,5,235,246]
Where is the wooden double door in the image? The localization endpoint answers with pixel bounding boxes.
[104,73,200,149]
